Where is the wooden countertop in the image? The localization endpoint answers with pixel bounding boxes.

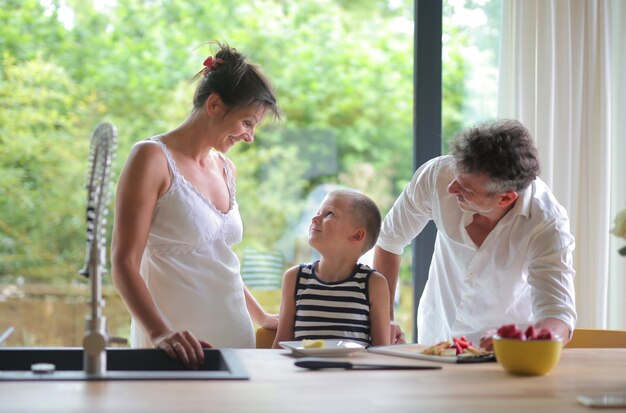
[1,348,625,412]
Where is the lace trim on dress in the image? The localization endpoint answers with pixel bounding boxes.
[216,152,237,203]
[152,136,236,217]
[151,136,180,205]
[147,243,196,256]
[147,234,230,256]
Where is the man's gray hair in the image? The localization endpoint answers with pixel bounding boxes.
[451,119,541,194]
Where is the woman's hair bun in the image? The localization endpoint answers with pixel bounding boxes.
[193,41,280,120]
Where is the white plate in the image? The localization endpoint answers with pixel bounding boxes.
[279,340,366,357]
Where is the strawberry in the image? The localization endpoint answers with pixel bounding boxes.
[495,323,555,341]
[510,330,526,340]
[535,328,554,340]
[453,336,469,349]
[497,323,522,339]
[525,325,538,340]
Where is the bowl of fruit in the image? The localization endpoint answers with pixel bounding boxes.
[492,324,563,376]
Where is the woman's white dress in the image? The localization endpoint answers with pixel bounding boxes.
[130,136,254,348]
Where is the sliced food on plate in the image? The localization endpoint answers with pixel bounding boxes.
[368,336,494,363]
[422,336,493,358]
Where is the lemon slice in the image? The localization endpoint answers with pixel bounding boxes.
[302,339,325,349]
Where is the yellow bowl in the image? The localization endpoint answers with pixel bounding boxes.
[493,336,563,376]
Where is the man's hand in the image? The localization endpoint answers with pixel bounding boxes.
[536,318,571,345]
[479,329,496,350]
[390,321,406,344]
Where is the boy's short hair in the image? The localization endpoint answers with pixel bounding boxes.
[330,189,382,253]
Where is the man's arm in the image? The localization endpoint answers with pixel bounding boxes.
[373,157,444,344]
[373,246,405,344]
[527,215,577,345]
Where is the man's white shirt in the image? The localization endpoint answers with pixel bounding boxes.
[377,155,577,345]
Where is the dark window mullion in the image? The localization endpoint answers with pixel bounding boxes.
[412,0,442,343]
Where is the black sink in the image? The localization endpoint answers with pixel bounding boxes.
[0,347,248,381]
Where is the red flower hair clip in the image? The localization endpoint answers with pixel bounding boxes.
[202,56,223,76]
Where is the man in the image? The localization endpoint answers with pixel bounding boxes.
[373,119,576,347]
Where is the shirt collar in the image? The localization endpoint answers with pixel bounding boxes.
[516,182,533,217]
[504,182,533,222]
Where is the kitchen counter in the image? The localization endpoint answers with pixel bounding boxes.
[1,348,625,412]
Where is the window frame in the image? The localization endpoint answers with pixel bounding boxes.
[411,0,442,342]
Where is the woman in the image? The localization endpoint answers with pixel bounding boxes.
[111,42,280,369]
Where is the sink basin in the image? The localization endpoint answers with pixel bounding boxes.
[0,347,248,381]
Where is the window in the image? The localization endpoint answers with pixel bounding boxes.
[442,0,501,146]
[0,0,416,346]
[410,0,501,342]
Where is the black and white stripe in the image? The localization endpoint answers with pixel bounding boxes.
[293,262,373,345]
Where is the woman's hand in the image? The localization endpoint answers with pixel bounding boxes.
[390,321,406,344]
[243,285,278,330]
[258,313,279,330]
[153,330,212,370]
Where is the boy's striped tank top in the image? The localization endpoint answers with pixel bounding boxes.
[293,261,373,346]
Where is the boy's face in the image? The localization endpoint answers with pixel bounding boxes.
[308,193,358,250]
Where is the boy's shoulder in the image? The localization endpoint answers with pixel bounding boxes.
[368,270,388,284]
[285,264,303,275]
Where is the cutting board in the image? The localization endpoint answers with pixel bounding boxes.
[368,343,495,364]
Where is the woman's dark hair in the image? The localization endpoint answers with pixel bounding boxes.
[451,119,541,193]
[192,42,280,119]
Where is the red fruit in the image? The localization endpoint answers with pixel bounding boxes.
[510,330,526,340]
[497,324,518,338]
[535,328,554,340]
[453,336,469,349]
[525,325,538,340]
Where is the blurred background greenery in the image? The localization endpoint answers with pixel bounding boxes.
[0,0,500,345]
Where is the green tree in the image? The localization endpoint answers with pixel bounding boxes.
[0,0,423,280]
[0,54,97,280]
[0,0,71,63]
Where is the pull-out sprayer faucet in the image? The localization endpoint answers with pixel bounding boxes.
[79,123,117,376]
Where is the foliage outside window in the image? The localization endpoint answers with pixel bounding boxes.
[0,0,416,344]
[0,0,501,345]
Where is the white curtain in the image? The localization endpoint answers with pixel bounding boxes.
[497,0,613,328]
[608,0,626,329]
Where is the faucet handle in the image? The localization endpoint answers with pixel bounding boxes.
[0,326,14,345]
[108,336,129,346]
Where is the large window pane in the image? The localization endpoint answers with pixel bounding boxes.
[442,0,501,148]
[0,0,415,346]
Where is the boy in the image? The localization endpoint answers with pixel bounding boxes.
[272,189,390,347]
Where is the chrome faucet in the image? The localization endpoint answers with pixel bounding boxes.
[0,326,14,345]
[79,123,117,376]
